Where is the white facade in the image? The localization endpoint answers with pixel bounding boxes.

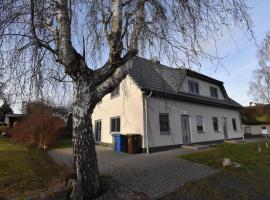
[92,73,243,150]
[92,75,145,145]
[146,96,242,148]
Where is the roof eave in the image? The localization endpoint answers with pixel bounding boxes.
[142,88,242,110]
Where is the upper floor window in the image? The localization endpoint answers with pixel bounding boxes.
[188,80,199,94]
[210,87,218,98]
[196,115,204,133]
[111,117,120,132]
[232,118,237,131]
[111,86,120,98]
[159,113,170,134]
[212,117,219,132]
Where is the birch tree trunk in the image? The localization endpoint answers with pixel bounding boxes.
[72,78,102,199]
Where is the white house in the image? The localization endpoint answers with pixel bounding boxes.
[241,104,270,137]
[92,57,243,152]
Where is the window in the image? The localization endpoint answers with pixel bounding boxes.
[188,80,199,94]
[210,87,218,98]
[232,118,237,131]
[159,113,170,134]
[244,127,251,134]
[196,115,204,133]
[111,117,120,132]
[261,126,267,135]
[111,86,120,98]
[212,117,219,132]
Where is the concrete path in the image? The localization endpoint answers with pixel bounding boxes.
[49,146,218,199]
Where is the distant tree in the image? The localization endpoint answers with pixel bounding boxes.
[249,32,270,103]
[0,101,13,122]
[0,73,6,101]
[0,0,253,198]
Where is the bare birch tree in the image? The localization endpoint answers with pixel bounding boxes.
[249,32,270,104]
[0,0,253,198]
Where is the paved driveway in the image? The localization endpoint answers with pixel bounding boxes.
[49,146,218,199]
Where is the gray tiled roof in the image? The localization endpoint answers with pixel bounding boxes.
[129,57,175,93]
[129,57,242,109]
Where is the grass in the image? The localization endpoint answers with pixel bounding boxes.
[0,137,68,198]
[159,141,270,200]
[50,138,72,149]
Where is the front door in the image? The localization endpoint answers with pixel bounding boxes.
[94,120,102,143]
[181,115,191,145]
[222,117,228,140]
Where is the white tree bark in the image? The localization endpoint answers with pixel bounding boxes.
[72,78,102,199]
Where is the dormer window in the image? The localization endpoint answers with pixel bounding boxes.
[188,80,199,94]
[111,86,120,98]
[210,87,218,98]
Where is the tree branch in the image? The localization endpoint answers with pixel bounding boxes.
[108,0,123,63]
[93,49,138,87]
[128,0,145,50]
[122,0,135,7]
[94,58,135,101]
[29,0,56,55]
[55,0,92,80]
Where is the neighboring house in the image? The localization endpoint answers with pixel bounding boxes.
[5,113,23,128]
[92,57,243,152]
[241,104,270,136]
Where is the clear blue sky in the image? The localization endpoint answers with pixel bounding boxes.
[195,0,270,106]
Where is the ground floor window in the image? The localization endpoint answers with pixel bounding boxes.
[262,126,267,135]
[196,115,204,133]
[212,117,219,132]
[159,113,170,134]
[111,117,120,132]
[232,118,237,131]
[244,127,251,134]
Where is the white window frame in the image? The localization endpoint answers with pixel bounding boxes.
[196,115,204,133]
[210,87,218,98]
[212,117,219,132]
[188,80,199,95]
[159,113,170,135]
[110,116,120,132]
[232,118,237,131]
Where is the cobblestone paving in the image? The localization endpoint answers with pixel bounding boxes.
[49,147,218,199]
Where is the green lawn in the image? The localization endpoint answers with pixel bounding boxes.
[0,137,67,198]
[159,141,270,200]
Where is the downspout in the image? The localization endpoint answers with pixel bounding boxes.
[143,91,152,154]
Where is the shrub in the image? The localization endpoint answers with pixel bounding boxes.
[9,103,64,150]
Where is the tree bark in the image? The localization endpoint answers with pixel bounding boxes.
[72,78,102,199]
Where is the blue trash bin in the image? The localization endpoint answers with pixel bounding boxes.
[112,133,127,152]
[115,134,122,152]
[112,133,121,152]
